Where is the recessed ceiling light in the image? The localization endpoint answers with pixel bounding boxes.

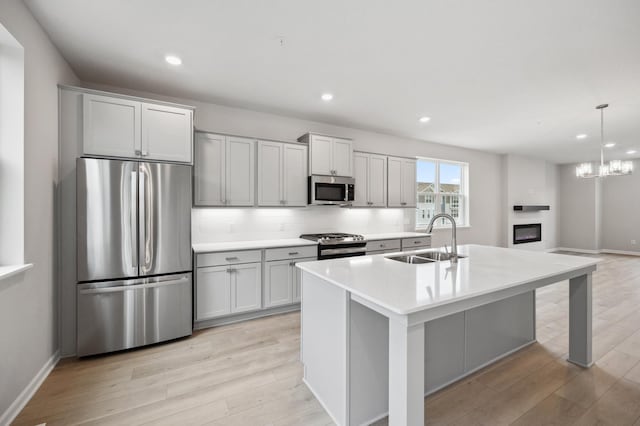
[321,93,333,101]
[627,150,637,154]
[419,116,431,123]
[165,55,182,66]
[576,134,588,139]
[604,142,616,148]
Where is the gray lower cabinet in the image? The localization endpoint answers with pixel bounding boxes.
[196,261,262,321]
[264,256,315,307]
[195,245,316,325]
[400,236,431,251]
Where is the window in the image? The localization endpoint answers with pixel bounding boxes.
[1,23,26,269]
[416,158,469,228]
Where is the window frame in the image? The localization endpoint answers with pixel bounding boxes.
[415,157,470,230]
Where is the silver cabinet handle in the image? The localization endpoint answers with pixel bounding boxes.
[226,268,236,273]
[134,149,142,156]
[380,244,386,248]
[225,256,239,261]
[288,252,299,255]
[401,202,407,206]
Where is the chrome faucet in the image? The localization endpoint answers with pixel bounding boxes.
[426,213,458,263]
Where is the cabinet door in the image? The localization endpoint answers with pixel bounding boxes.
[368,154,387,207]
[293,258,316,302]
[194,132,225,206]
[82,94,141,158]
[226,136,256,206]
[310,135,333,175]
[401,159,417,207]
[257,141,283,206]
[264,260,293,308]
[332,138,353,177]
[283,144,308,206]
[141,103,192,163]
[196,266,231,320]
[353,152,369,207]
[231,263,262,313]
[387,156,403,207]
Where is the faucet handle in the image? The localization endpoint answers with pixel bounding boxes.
[443,244,450,255]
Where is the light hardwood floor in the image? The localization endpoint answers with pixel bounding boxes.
[14,253,640,426]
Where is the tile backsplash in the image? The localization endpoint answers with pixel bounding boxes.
[192,207,415,243]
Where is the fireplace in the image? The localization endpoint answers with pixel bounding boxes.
[513,223,542,244]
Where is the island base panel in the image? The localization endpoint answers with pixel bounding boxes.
[301,272,537,426]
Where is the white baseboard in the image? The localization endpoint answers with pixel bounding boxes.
[0,350,59,426]
[554,247,640,256]
[554,247,601,254]
[601,249,640,256]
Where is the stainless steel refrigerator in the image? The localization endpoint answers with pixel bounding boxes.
[76,158,192,357]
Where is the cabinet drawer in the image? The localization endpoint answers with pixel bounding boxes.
[366,239,400,252]
[265,245,317,261]
[401,236,431,250]
[197,250,262,267]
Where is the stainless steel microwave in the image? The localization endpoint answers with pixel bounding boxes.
[308,175,355,205]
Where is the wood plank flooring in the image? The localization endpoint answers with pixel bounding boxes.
[14,252,640,425]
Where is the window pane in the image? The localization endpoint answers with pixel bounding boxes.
[416,160,436,193]
[440,194,464,225]
[416,160,437,227]
[439,162,462,194]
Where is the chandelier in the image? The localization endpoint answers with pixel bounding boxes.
[576,104,633,178]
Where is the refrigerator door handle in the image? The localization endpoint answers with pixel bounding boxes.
[130,171,138,269]
[79,276,190,295]
[139,164,149,273]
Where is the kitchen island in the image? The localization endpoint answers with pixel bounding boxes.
[296,245,599,426]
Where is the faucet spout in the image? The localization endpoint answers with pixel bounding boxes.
[426,213,458,263]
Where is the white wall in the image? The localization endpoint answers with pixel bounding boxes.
[559,159,640,253]
[502,154,558,251]
[557,163,600,251]
[0,0,79,422]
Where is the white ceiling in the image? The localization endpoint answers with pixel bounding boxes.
[24,0,640,163]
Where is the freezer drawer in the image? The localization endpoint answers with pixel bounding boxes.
[77,273,192,357]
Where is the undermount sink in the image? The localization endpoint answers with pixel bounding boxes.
[416,251,467,261]
[385,255,435,264]
[385,252,467,264]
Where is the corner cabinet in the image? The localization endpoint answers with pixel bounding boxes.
[194,132,255,206]
[82,93,193,163]
[299,133,353,177]
[353,152,387,207]
[388,156,417,207]
[257,141,308,206]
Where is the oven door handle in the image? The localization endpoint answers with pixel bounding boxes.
[320,246,366,257]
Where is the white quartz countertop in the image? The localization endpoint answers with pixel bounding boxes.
[296,245,600,316]
[363,232,430,240]
[193,238,317,253]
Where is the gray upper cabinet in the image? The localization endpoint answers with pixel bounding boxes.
[194,132,255,206]
[353,152,387,207]
[257,141,308,206]
[388,156,417,207]
[82,92,193,163]
[299,133,353,177]
[82,94,141,159]
[141,103,193,163]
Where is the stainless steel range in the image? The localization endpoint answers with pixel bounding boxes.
[300,233,367,260]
